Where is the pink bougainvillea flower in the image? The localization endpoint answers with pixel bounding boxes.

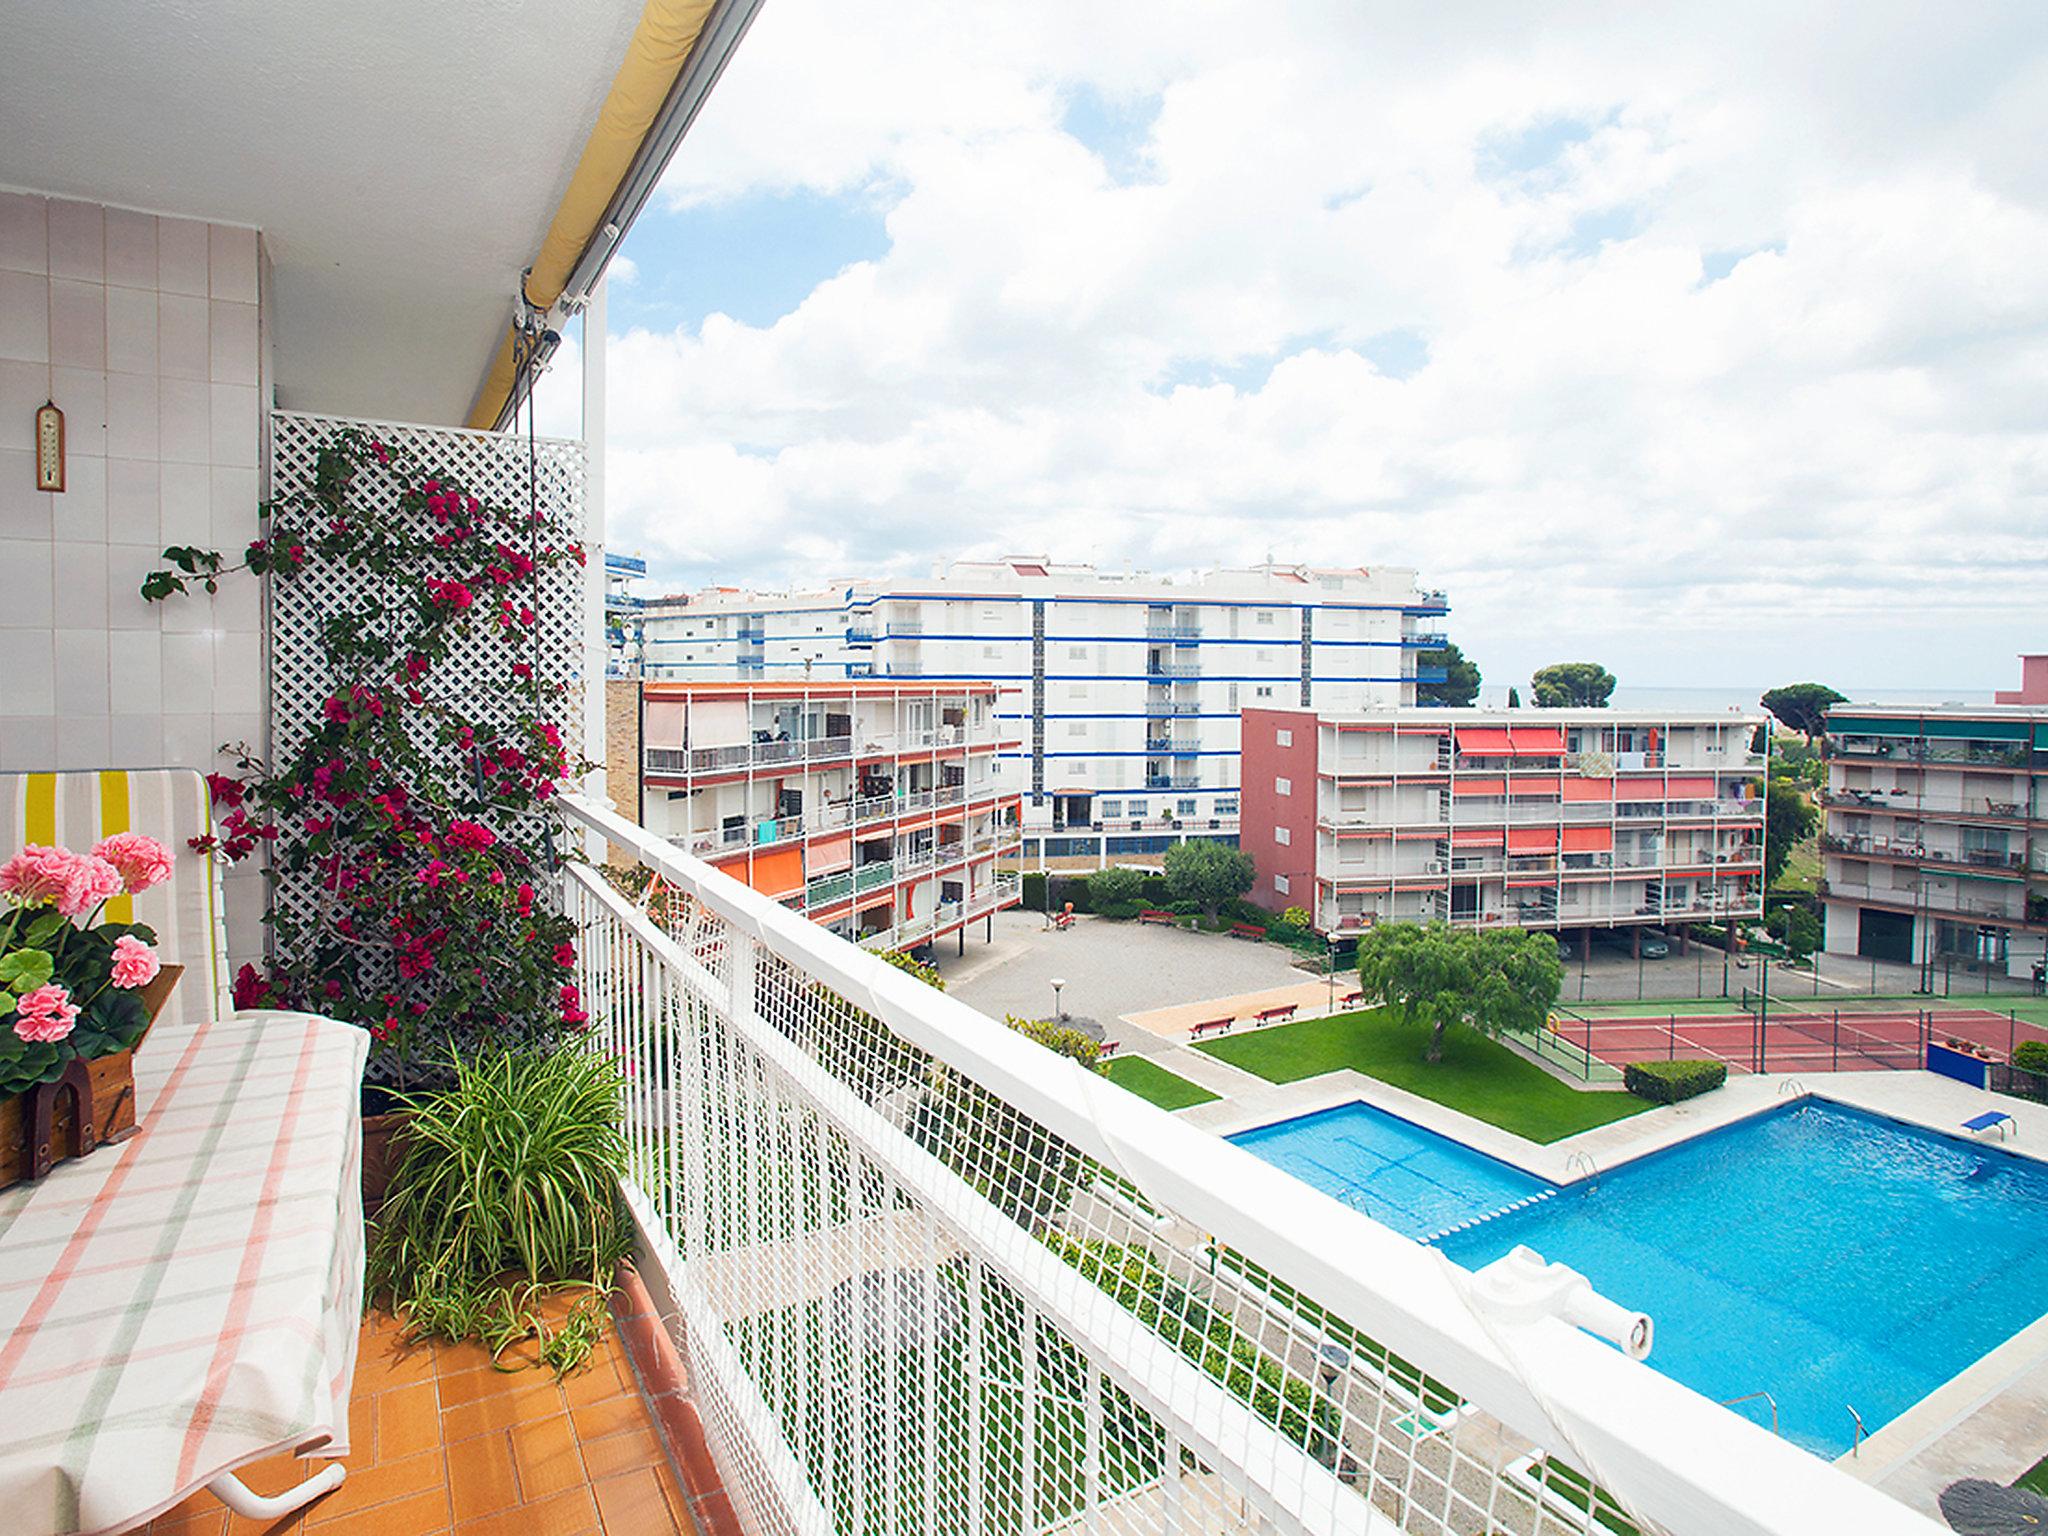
[0,844,77,906]
[232,962,276,1011]
[58,854,124,919]
[204,772,246,808]
[91,831,173,894]
[553,941,576,968]
[13,983,79,1044]
[444,820,497,852]
[109,933,161,989]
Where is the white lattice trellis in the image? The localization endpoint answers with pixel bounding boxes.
[267,409,588,1077]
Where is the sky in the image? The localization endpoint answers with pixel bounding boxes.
[534,0,2048,697]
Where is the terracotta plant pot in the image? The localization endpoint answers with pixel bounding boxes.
[361,1110,412,1213]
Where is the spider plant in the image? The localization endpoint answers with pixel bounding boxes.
[368,1046,630,1373]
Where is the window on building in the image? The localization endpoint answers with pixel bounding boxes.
[1275,776,1292,796]
[1256,610,1276,626]
[984,645,999,659]
[1256,686,1275,700]
[1274,873,1291,894]
[1069,646,1089,660]
[1276,728,1292,747]
[1100,800,1121,818]
[1215,797,1239,815]
[1067,722,1087,737]
[1275,826,1291,846]
[1178,798,1197,816]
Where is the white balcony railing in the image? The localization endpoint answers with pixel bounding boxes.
[559,793,1934,1536]
[646,723,997,778]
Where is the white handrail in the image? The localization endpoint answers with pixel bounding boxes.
[558,792,1942,1536]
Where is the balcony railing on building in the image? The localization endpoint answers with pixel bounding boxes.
[646,723,996,778]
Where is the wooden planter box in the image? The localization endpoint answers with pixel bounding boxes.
[0,963,180,1190]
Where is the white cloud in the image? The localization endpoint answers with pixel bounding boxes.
[587,0,2048,692]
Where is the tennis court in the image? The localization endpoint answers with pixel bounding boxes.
[1538,999,2047,1078]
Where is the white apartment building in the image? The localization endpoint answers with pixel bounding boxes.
[1820,667,2048,985]
[1245,707,1767,948]
[641,558,1449,866]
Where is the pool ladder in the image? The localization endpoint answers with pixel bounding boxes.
[1777,1077,1807,1099]
[1720,1390,1779,1436]
[1848,1404,1866,1458]
[1563,1151,1600,1191]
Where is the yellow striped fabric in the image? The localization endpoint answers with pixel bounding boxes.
[1,770,230,1029]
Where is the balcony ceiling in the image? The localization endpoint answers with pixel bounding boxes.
[0,0,646,425]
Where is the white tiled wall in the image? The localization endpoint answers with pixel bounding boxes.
[0,190,267,967]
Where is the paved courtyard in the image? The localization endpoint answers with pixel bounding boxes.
[934,909,1311,1030]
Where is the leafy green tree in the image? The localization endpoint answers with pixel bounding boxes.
[1760,683,1848,749]
[1764,771,1818,888]
[1087,865,1146,909]
[1530,662,1616,708]
[882,949,946,991]
[1163,839,1254,922]
[1506,686,1521,709]
[1354,922,1561,1063]
[1417,642,1481,706]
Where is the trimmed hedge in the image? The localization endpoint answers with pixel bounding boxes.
[1623,1059,1728,1104]
[2013,1039,2048,1074]
[1098,899,1145,920]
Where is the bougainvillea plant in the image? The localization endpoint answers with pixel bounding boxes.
[0,836,171,1096]
[143,427,591,1086]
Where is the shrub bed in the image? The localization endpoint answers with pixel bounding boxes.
[2013,1039,2048,1074]
[1623,1059,1728,1104]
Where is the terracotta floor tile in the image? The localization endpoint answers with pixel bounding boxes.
[296,1449,445,1526]
[560,1350,632,1411]
[444,1430,522,1524]
[450,1486,600,1536]
[574,1421,665,1482]
[568,1392,653,1445]
[307,1483,451,1536]
[431,1338,510,1378]
[435,1358,566,1410]
[374,1379,443,1461]
[591,1468,682,1535]
[144,1500,230,1536]
[509,1412,589,1502]
[353,1328,439,1394]
[439,1375,568,1441]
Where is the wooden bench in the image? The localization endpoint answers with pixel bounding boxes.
[1139,909,1176,926]
[1340,989,1365,1008]
[1254,1004,1298,1026]
[1188,1016,1235,1041]
[1096,1039,1121,1061]
[1229,922,1267,940]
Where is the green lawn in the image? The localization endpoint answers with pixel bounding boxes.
[1772,832,1820,896]
[1103,1056,1219,1110]
[1197,1008,1648,1143]
[2018,1452,2048,1495]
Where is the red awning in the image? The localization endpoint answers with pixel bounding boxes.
[1563,777,1614,801]
[1664,776,1716,797]
[1561,825,1614,852]
[1450,828,1505,846]
[1506,877,1557,889]
[1507,727,1566,754]
[1455,727,1513,754]
[1615,778,1666,801]
[1451,777,1507,796]
[1507,826,1559,851]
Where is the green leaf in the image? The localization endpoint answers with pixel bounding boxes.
[0,949,54,991]
[22,911,65,945]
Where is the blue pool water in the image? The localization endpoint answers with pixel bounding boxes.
[1228,1102,1555,1241]
[1436,1102,2048,1458]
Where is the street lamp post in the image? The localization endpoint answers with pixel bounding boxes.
[1051,977,1066,1022]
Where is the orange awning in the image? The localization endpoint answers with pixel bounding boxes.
[1506,826,1559,851]
[1664,776,1716,797]
[1450,828,1505,846]
[1563,777,1614,801]
[1507,726,1566,754]
[1452,777,1507,796]
[1562,825,1614,852]
[1456,727,1513,754]
[716,845,803,898]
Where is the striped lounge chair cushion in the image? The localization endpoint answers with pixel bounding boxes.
[0,769,231,1030]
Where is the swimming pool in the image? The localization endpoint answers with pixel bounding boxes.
[1436,1101,2048,1458]
[1227,1101,1556,1242]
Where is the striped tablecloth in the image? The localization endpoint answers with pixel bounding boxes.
[0,1010,369,1536]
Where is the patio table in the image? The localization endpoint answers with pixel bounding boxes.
[0,1010,368,1535]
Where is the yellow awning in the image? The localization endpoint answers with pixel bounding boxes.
[465,0,719,429]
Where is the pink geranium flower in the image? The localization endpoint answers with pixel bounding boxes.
[92,832,174,894]
[0,845,76,906]
[58,855,124,919]
[109,934,161,989]
[13,984,79,1044]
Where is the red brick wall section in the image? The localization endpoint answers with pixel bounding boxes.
[1240,707,1320,920]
